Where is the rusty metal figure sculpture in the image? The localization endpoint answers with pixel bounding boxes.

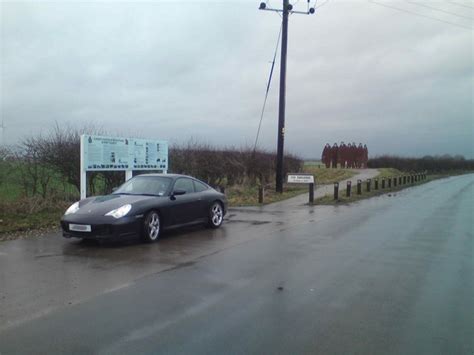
[338,141,347,168]
[349,142,356,168]
[363,144,368,168]
[321,142,369,168]
[321,143,331,168]
[331,143,339,168]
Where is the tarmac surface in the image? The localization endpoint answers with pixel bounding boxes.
[0,173,472,354]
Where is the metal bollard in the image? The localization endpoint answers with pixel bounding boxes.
[357,179,362,194]
[381,178,386,189]
[388,177,392,188]
[394,177,397,187]
[334,182,339,200]
[403,176,407,184]
[374,178,379,190]
[411,175,414,184]
[366,179,371,192]
[309,182,314,204]
[399,176,402,185]
[346,181,351,197]
[258,186,264,204]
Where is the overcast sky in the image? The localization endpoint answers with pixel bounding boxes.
[1,0,473,158]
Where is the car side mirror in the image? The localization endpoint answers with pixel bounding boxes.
[172,189,186,196]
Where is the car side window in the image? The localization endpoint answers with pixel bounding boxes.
[193,180,209,193]
[173,178,195,194]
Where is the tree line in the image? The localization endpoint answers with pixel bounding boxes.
[1,124,303,200]
[368,155,474,172]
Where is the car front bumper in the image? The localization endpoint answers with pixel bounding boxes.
[61,214,143,240]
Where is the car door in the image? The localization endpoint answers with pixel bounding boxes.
[193,179,211,218]
[169,178,199,225]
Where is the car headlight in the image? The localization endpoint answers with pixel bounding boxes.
[105,204,132,219]
[65,201,80,215]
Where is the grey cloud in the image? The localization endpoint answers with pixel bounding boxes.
[1,0,473,158]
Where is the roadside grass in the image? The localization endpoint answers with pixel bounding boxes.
[0,197,69,234]
[314,174,441,205]
[302,164,357,185]
[226,163,360,206]
[226,184,307,206]
[375,167,405,179]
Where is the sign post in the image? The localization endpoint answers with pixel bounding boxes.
[80,134,168,200]
[287,173,315,204]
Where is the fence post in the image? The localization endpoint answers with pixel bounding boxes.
[357,179,362,194]
[394,176,398,187]
[398,176,402,185]
[366,179,371,192]
[403,176,406,184]
[388,177,392,188]
[411,175,414,184]
[309,183,314,204]
[374,178,379,190]
[381,178,386,189]
[258,186,264,204]
[334,182,339,200]
[346,181,351,197]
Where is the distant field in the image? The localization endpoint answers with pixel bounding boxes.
[0,161,78,201]
[375,168,405,179]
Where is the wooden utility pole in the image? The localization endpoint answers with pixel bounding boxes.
[259,1,315,192]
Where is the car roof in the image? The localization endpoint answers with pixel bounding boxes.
[135,173,196,180]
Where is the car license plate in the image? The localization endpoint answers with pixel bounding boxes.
[69,224,92,232]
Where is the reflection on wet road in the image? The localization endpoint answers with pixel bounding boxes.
[0,174,473,354]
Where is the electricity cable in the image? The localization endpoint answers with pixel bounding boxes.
[449,1,474,10]
[406,1,473,20]
[253,24,283,152]
[369,0,473,30]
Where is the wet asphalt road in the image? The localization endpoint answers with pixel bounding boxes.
[0,174,473,354]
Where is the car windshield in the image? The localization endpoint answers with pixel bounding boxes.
[113,176,172,196]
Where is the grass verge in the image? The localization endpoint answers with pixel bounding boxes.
[226,185,307,206]
[302,164,358,185]
[0,198,69,235]
[314,174,441,205]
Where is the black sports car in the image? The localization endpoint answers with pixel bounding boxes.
[61,174,227,242]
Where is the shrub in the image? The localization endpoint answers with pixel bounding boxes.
[368,155,474,172]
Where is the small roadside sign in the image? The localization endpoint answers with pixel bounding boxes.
[287,174,314,184]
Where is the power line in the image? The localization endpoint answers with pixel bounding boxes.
[369,0,473,30]
[449,1,474,10]
[406,1,473,20]
[253,24,283,152]
[315,0,330,9]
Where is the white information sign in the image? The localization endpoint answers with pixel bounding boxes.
[287,174,314,184]
[80,134,168,199]
[82,135,168,171]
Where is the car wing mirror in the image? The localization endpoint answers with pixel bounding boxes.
[172,189,186,196]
